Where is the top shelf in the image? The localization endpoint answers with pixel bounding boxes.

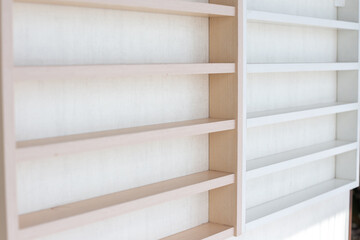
[247,10,359,30]
[14,0,236,17]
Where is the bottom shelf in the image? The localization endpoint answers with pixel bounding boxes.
[161,223,234,240]
[246,179,357,230]
[18,171,234,239]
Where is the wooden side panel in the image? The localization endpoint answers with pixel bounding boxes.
[0,0,19,239]
[209,0,243,236]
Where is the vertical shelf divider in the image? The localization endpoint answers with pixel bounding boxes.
[209,0,243,236]
[0,0,19,240]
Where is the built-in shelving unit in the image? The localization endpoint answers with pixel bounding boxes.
[0,0,242,240]
[2,0,359,239]
[244,0,360,232]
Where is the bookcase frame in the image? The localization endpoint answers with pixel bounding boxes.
[0,0,243,239]
[244,0,360,231]
[1,0,360,239]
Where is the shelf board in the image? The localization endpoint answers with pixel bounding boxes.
[14,0,236,17]
[18,171,235,239]
[247,10,360,30]
[247,102,358,128]
[14,63,236,81]
[247,62,359,73]
[16,118,235,161]
[161,222,234,240]
[247,140,358,180]
[246,179,357,230]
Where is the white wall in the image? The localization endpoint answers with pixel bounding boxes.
[13,0,351,239]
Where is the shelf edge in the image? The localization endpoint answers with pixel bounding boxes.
[16,118,236,161]
[246,141,358,180]
[247,10,360,30]
[161,222,234,240]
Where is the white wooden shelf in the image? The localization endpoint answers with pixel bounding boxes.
[14,63,236,81]
[18,171,235,240]
[247,140,358,180]
[161,223,234,240]
[247,102,358,128]
[16,118,235,161]
[246,179,357,230]
[14,0,236,17]
[247,62,359,73]
[247,10,360,30]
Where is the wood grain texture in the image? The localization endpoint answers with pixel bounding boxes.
[14,63,236,81]
[16,118,235,161]
[0,0,19,239]
[161,222,234,240]
[209,0,243,236]
[18,171,235,240]
[14,0,236,17]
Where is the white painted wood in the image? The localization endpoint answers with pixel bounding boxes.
[338,0,359,22]
[335,0,346,8]
[14,0,235,17]
[246,179,357,230]
[246,140,357,180]
[246,157,337,210]
[19,171,234,240]
[241,0,248,234]
[15,118,235,161]
[247,0,337,20]
[14,2,212,239]
[242,0,359,238]
[247,23,337,64]
[161,223,234,240]
[337,71,358,103]
[239,193,350,240]
[337,111,358,142]
[0,0,19,240]
[36,193,210,240]
[247,63,359,73]
[13,64,236,81]
[14,2,209,66]
[336,150,358,181]
[10,0,360,239]
[247,102,359,128]
[247,115,336,162]
[247,10,359,30]
[337,30,359,62]
[247,71,337,113]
